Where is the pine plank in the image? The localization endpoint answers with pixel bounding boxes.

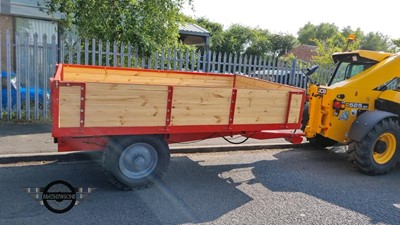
[63,66,234,87]
[59,86,81,128]
[171,87,231,125]
[85,106,166,117]
[171,115,229,126]
[83,82,168,127]
[234,89,289,124]
[233,115,286,124]
[84,117,166,127]
[235,76,299,91]
[60,117,82,127]
[287,94,303,123]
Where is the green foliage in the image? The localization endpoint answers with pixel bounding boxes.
[297,22,339,45]
[199,22,295,57]
[195,17,224,50]
[392,38,400,52]
[296,22,396,67]
[360,32,389,51]
[269,33,298,57]
[312,30,361,66]
[312,35,344,66]
[41,0,192,55]
[41,0,397,60]
[244,28,270,56]
[341,26,364,41]
[392,39,400,48]
[215,24,254,54]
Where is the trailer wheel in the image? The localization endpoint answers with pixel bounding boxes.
[349,118,400,175]
[102,135,170,190]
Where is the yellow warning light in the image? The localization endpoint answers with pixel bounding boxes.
[348,34,356,41]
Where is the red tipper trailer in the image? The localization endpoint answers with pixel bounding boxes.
[51,64,305,190]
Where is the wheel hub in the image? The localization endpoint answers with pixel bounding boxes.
[374,140,387,154]
[133,155,146,168]
[373,133,396,165]
[119,143,158,179]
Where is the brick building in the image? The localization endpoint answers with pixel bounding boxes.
[283,44,318,62]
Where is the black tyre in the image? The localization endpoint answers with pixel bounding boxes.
[308,134,338,148]
[348,118,400,175]
[102,135,170,190]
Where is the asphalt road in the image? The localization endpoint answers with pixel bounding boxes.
[1,148,399,225]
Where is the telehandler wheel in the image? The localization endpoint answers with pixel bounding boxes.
[102,135,170,190]
[349,118,400,175]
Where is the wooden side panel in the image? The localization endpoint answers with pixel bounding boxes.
[171,87,232,125]
[84,83,168,127]
[63,66,234,87]
[288,94,303,123]
[59,86,81,128]
[235,75,297,91]
[234,89,290,124]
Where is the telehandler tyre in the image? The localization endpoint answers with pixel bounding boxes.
[102,135,170,190]
[349,118,400,175]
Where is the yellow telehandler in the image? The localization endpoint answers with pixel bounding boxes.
[304,49,400,175]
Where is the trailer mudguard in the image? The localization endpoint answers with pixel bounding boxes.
[348,110,397,142]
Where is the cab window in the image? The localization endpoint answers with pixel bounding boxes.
[375,77,400,91]
[330,62,374,85]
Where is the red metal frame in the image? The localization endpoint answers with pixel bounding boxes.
[228,89,237,129]
[284,91,305,127]
[52,123,303,138]
[165,86,174,129]
[57,136,109,152]
[52,64,307,152]
[57,129,305,152]
[284,92,294,126]
[50,65,62,137]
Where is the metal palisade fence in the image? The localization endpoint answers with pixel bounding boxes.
[0,31,334,121]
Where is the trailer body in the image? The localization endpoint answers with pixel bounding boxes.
[51,64,305,189]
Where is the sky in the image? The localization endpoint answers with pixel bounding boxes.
[181,0,400,39]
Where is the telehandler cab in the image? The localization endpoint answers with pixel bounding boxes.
[304,49,400,175]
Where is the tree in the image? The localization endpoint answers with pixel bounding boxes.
[298,22,339,45]
[41,0,192,54]
[215,24,254,54]
[268,33,297,57]
[341,26,364,41]
[392,39,400,48]
[360,32,390,51]
[244,28,270,56]
[195,17,224,51]
[313,34,345,66]
[392,38,400,52]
